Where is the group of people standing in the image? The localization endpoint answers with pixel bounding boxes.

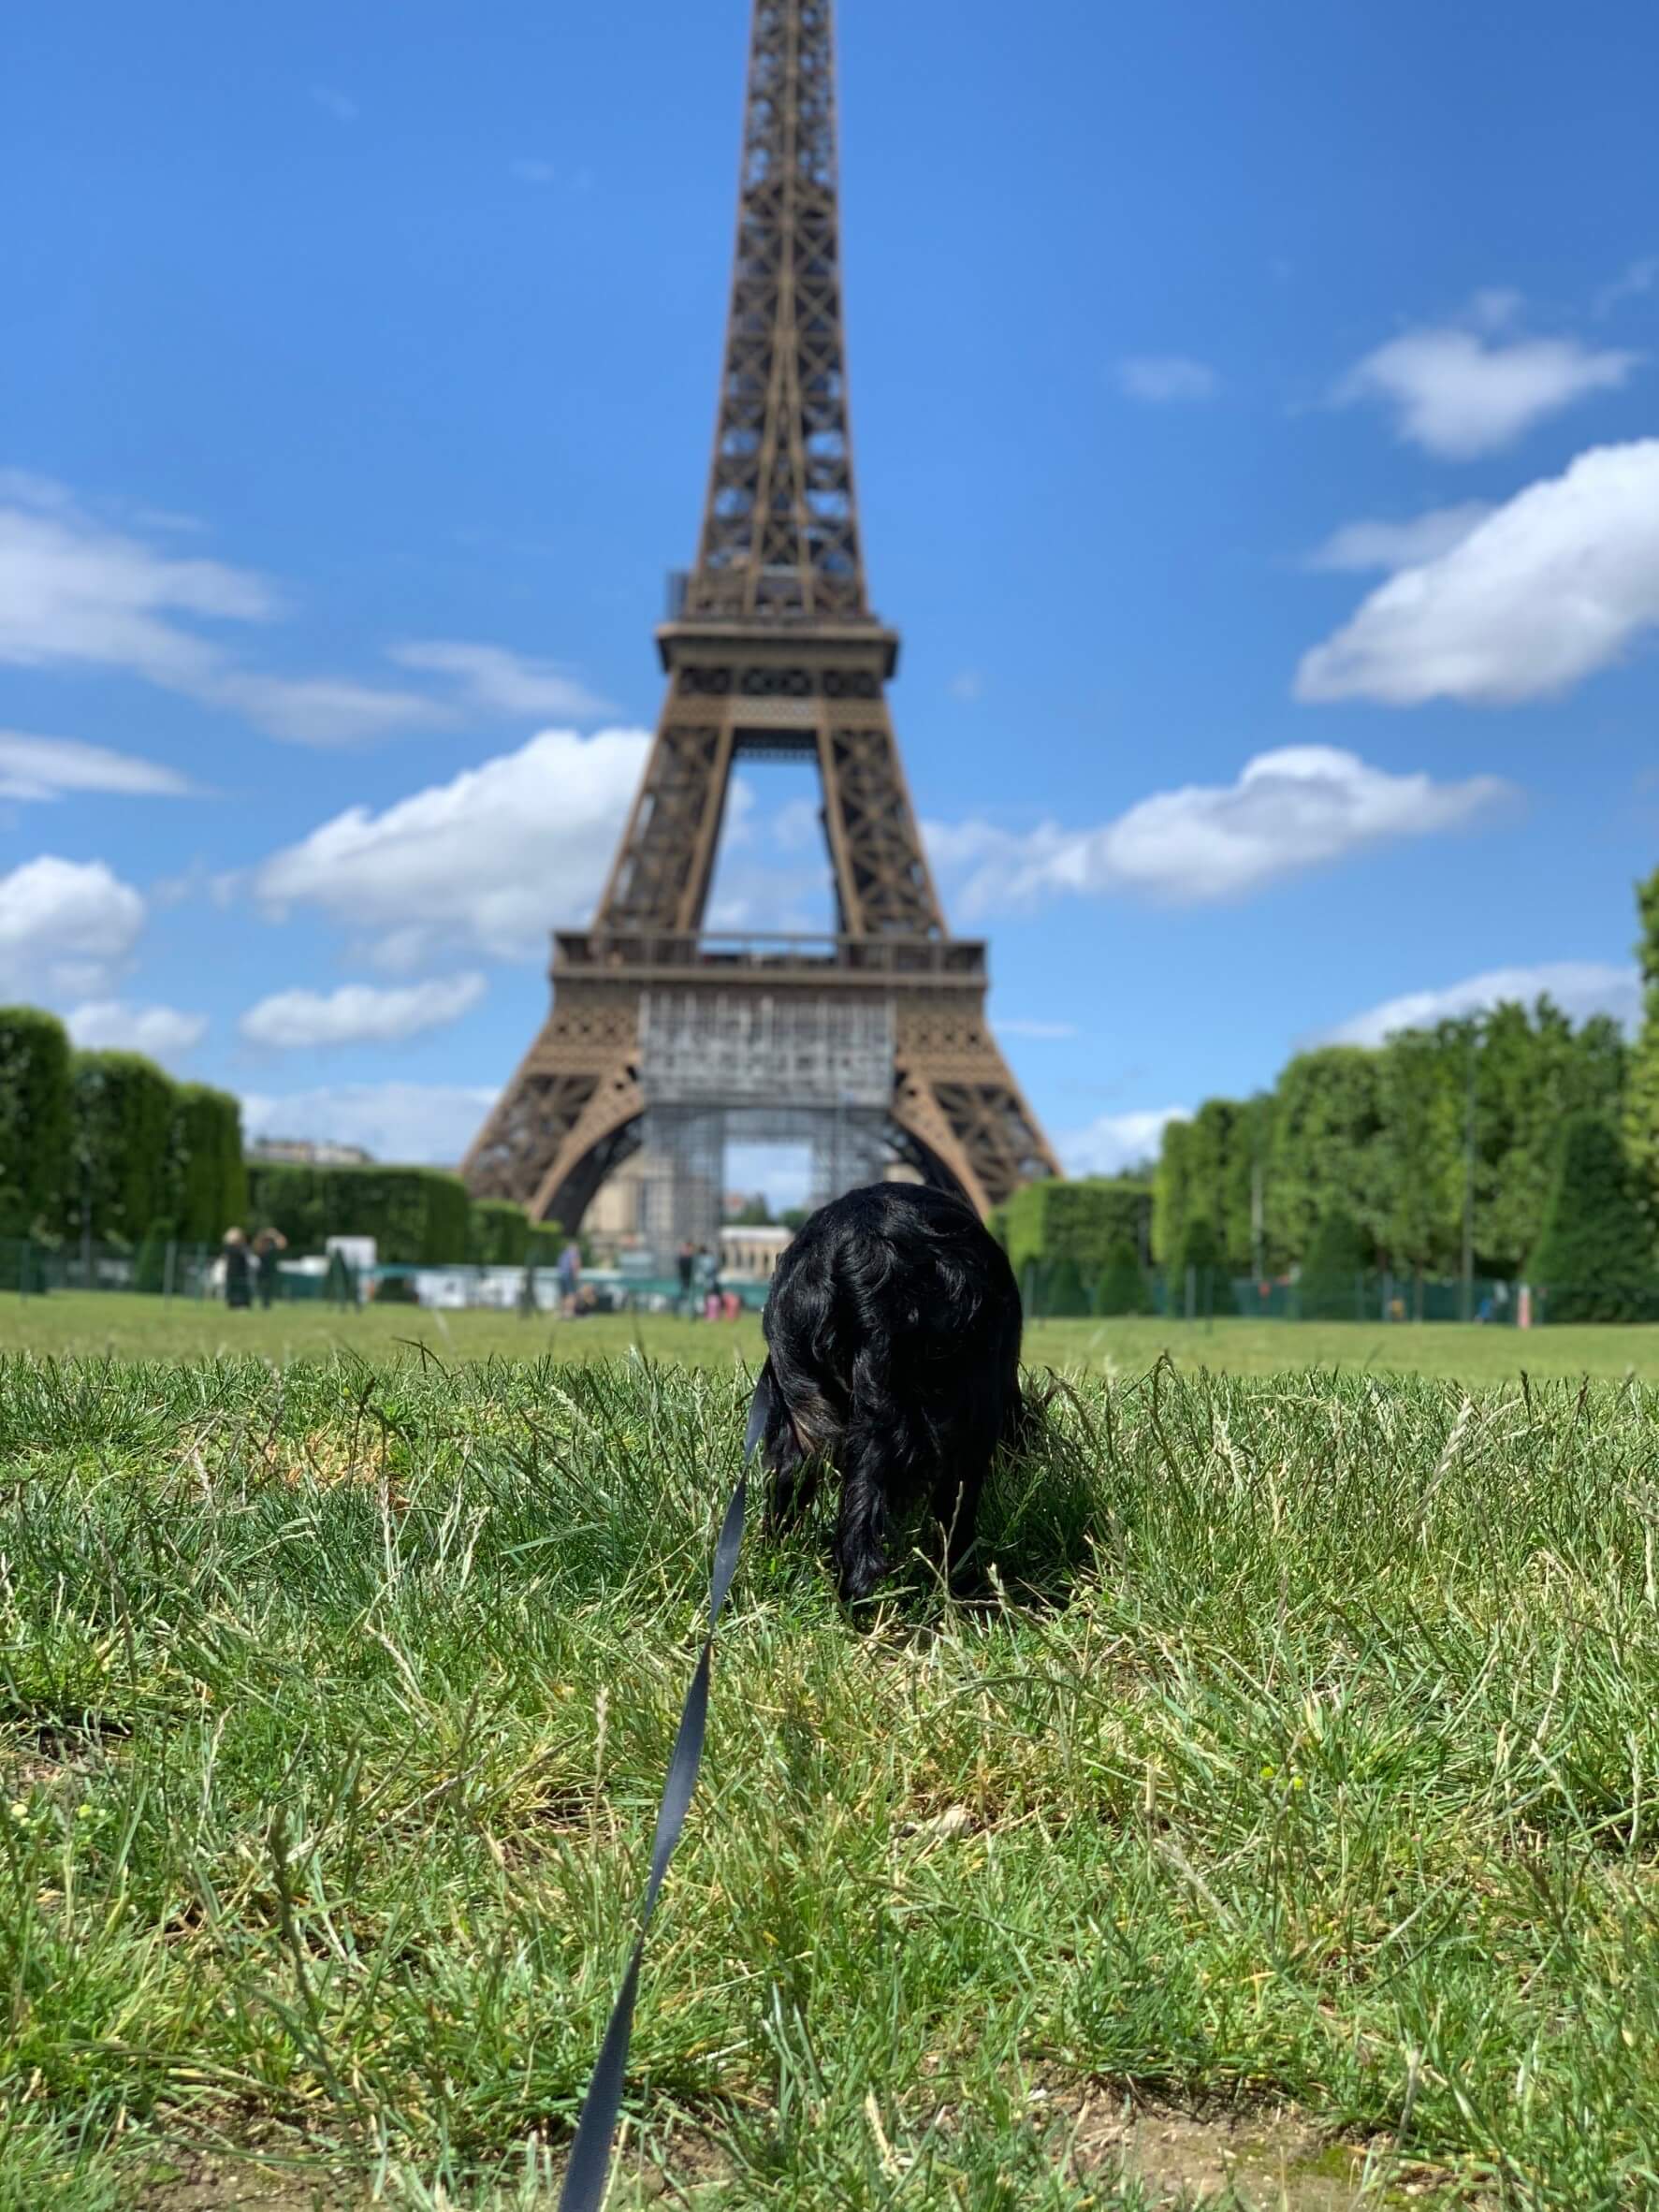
[221,1227,287,1310]
[676,1239,741,1320]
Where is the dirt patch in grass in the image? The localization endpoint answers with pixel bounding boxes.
[1055,2088,1464,2206]
[138,2151,361,2211]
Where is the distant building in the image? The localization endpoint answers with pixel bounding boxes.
[248,1138,374,1167]
[720,1224,792,1283]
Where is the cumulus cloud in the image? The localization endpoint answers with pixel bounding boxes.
[240,1084,499,1167]
[1059,1107,1190,1178]
[0,855,145,995]
[0,730,200,802]
[1325,962,1640,1048]
[240,973,488,1050]
[1334,318,1639,458]
[1117,357,1219,402]
[253,726,652,964]
[0,473,445,745]
[388,641,612,720]
[65,1000,208,1058]
[925,747,1507,917]
[1296,440,1659,706]
[1303,503,1492,574]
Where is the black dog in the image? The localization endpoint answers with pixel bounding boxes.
[746,1182,1024,1601]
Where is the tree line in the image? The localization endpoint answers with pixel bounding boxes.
[0,1009,245,1249]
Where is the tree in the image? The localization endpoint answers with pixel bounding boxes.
[1042,1253,1089,1317]
[1531,1112,1657,1322]
[1375,1026,1463,1290]
[68,1051,178,1246]
[1269,1049,1385,1265]
[1626,865,1659,1227]
[1298,1210,1368,1320]
[0,1007,71,1237]
[1152,1116,1193,1269]
[1005,1177,1152,1280]
[170,1085,246,1244]
[1094,1238,1151,1317]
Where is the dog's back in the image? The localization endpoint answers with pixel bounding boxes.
[754,1182,1023,1599]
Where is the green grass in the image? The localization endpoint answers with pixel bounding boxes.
[3,1349,1656,2208]
[7,1289,1659,1380]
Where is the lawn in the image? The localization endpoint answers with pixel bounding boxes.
[6,1290,1659,1381]
[2,1350,1655,2208]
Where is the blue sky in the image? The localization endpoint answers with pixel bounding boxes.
[3,0,1657,1188]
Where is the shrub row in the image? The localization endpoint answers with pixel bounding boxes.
[0,1010,245,1246]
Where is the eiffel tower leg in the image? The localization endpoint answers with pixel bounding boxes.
[459,983,644,1227]
[893,997,1060,1214]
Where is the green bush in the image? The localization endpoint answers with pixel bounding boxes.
[1531,1112,1659,1321]
[1094,1238,1152,1316]
[0,1007,72,1236]
[1042,1254,1090,1317]
[171,1086,246,1243]
[1005,1177,1152,1280]
[246,1162,476,1264]
[135,1218,178,1294]
[472,1200,531,1266]
[68,1052,178,1244]
[1298,1210,1368,1321]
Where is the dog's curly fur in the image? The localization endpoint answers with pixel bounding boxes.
[747,1182,1024,1601]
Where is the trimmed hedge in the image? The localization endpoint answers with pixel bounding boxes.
[1298,1210,1368,1321]
[246,1162,475,1264]
[171,1085,247,1243]
[1531,1112,1659,1322]
[1095,1238,1153,1316]
[471,1200,532,1266]
[1005,1177,1152,1280]
[0,1006,71,1236]
[69,1052,177,1245]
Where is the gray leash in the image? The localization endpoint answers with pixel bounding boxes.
[557,1397,761,2212]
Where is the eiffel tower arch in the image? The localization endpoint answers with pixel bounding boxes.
[462,0,1059,1234]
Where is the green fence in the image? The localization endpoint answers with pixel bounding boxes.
[1014,1260,1653,1326]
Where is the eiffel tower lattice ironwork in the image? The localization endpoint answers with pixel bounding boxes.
[462,0,1059,1227]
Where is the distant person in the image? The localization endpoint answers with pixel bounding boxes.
[517,1259,539,1318]
[677,1239,695,1313]
[557,1238,582,1317]
[254,1228,286,1309]
[223,1228,252,1311]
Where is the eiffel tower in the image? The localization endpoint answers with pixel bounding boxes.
[462,0,1058,1232]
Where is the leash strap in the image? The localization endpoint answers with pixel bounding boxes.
[557,1399,761,2212]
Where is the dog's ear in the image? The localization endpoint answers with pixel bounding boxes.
[744,1358,801,1470]
[744,1359,780,1461]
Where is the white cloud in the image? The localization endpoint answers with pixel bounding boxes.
[240,973,488,1050]
[0,730,200,803]
[65,1000,208,1059]
[1325,962,1641,1048]
[311,85,359,122]
[1117,357,1219,403]
[388,640,612,720]
[998,1018,1080,1041]
[0,855,145,996]
[950,669,985,704]
[511,157,556,185]
[240,1083,498,1167]
[1303,503,1492,574]
[1334,317,1639,458]
[0,473,446,745]
[925,747,1507,916]
[1059,1107,1190,1178]
[253,725,651,964]
[1296,440,1659,706]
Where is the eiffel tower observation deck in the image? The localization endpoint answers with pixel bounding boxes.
[462,0,1059,1243]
